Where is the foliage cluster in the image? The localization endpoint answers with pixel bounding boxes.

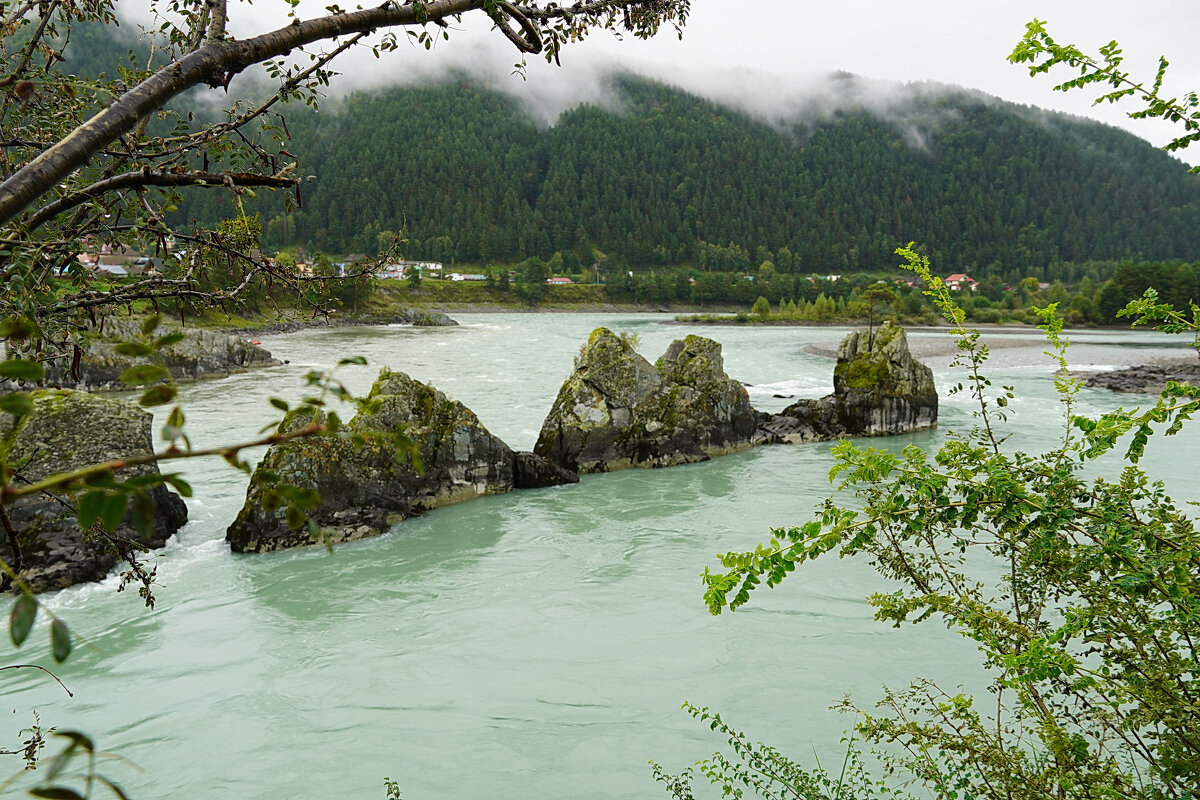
[655,243,1200,799]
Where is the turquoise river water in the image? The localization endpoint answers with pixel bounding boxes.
[4,314,1198,799]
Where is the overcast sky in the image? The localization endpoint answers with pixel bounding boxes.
[147,0,1200,163]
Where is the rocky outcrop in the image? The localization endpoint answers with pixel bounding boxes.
[0,390,188,592]
[235,307,458,335]
[379,308,457,327]
[758,321,937,443]
[226,369,575,553]
[2,319,280,392]
[1078,360,1200,393]
[534,329,758,473]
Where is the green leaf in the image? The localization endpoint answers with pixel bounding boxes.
[132,492,155,537]
[53,731,94,751]
[113,342,154,358]
[140,314,162,336]
[163,474,193,497]
[119,364,168,386]
[0,317,37,340]
[0,358,44,380]
[269,397,290,412]
[337,356,368,366]
[50,618,72,662]
[29,788,85,800]
[77,491,105,531]
[0,392,34,417]
[154,332,187,348]
[10,594,37,647]
[139,384,177,407]
[285,505,305,530]
[99,493,128,532]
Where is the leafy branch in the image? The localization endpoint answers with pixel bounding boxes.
[1009,19,1200,167]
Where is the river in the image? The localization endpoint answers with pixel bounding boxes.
[5,314,1198,799]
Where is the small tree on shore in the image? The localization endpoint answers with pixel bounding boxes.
[751,295,771,321]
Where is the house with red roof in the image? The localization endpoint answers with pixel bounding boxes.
[945,273,977,291]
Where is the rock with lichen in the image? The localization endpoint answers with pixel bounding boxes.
[226,368,575,553]
[758,321,937,443]
[534,329,758,473]
[0,390,188,592]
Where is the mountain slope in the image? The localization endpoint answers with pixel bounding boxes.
[172,74,1200,273]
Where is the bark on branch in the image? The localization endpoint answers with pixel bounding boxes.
[26,169,299,231]
[0,1,676,226]
[0,0,479,225]
[0,0,670,227]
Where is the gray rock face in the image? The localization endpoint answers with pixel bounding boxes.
[534,329,758,473]
[396,309,458,327]
[226,369,574,553]
[0,390,188,592]
[10,319,279,392]
[514,451,580,489]
[1079,360,1200,393]
[758,322,937,443]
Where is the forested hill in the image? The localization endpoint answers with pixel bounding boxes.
[180,75,1200,274]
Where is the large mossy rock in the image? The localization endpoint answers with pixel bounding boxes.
[226,368,574,553]
[0,390,188,592]
[759,321,937,443]
[534,329,758,473]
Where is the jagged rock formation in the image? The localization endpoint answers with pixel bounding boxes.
[758,321,938,443]
[1,319,280,392]
[0,390,188,592]
[534,329,758,473]
[226,369,575,553]
[229,324,935,554]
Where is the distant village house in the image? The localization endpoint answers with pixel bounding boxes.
[373,260,443,279]
[944,273,978,291]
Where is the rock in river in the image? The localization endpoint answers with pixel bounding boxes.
[757,321,938,443]
[226,369,575,553]
[533,329,758,473]
[0,390,188,592]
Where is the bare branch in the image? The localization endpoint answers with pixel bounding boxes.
[206,0,228,41]
[26,169,300,231]
[0,0,682,226]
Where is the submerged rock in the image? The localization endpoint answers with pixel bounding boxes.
[534,329,758,473]
[226,369,575,553]
[758,321,937,443]
[0,390,188,592]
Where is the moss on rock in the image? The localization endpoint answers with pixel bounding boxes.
[761,322,938,443]
[0,390,188,592]
[227,368,574,554]
[534,329,757,473]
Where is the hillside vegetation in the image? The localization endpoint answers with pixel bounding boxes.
[168,75,1200,281]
